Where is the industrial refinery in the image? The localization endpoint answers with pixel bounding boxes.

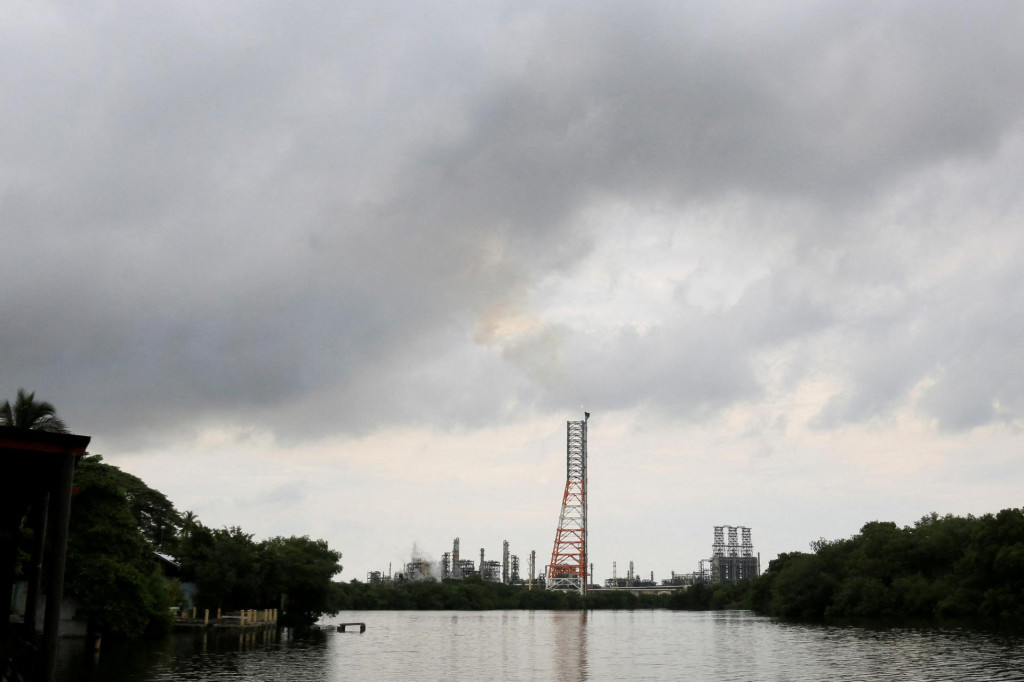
[368,539,538,587]
[367,413,760,590]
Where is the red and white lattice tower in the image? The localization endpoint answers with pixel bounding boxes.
[546,413,589,594]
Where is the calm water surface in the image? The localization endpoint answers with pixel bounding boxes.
[58,610,1024,681]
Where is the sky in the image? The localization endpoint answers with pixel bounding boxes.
[3,0,1024,584]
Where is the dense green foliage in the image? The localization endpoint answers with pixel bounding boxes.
[753,509,1024,627]
[178,525,262,612]
[668,580,754,611]
[260,535,344,626]
[178,527,343,626]
[66,456,178,637]
[67,456,344,635]
[332,577,583,611]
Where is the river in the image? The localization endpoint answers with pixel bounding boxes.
[57,610,1024,681]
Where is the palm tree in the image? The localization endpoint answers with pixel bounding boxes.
[0,388,69,433]
[181,510,200,538]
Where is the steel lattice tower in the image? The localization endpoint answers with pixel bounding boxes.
[546,413,589,594]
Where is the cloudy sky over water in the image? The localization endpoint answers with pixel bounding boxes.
[3,1,1024,582]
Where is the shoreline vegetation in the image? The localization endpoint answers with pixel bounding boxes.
[41,453,1024,637]
[56,455,344,637]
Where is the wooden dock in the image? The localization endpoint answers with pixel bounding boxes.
[173,608,278,631]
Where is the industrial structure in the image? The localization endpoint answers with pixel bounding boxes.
[479,547,502,582]
[440,537,482,580]
[363,415,771,592]
[604,560,658,588]
[709,525,759,583]
[369,526,762,589]
[403,558,435,581]
[546,413,590,594]
[380,537,526,585]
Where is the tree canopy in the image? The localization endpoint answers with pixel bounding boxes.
[67,455,346,636]
[752,509,1024,626]
[259,536,343,625]
[66,455,178,637]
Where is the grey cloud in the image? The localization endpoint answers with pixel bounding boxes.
[808,217,1024,431]
[483,264,836,419]
[443,1,1024,210]
[916,264,1024,430]
[255,482,307,507]
[3,1,1024,445]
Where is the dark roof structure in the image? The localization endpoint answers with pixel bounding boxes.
[1,426,91,682]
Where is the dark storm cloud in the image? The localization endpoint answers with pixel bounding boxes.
[2,1,1023,445]
[441,1,1024,208]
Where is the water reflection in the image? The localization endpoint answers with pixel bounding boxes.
[58,611,1024,682]
[551,610,588,682]
[58,626,323,682]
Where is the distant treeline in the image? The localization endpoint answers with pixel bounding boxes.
[337,508,1024,628]
[335,579,648,611]
[331,574,756,612]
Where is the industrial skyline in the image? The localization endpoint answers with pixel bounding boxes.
[373,522,759,589]
[367,413,757,589]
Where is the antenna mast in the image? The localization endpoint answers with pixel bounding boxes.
[546,412,589,594]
